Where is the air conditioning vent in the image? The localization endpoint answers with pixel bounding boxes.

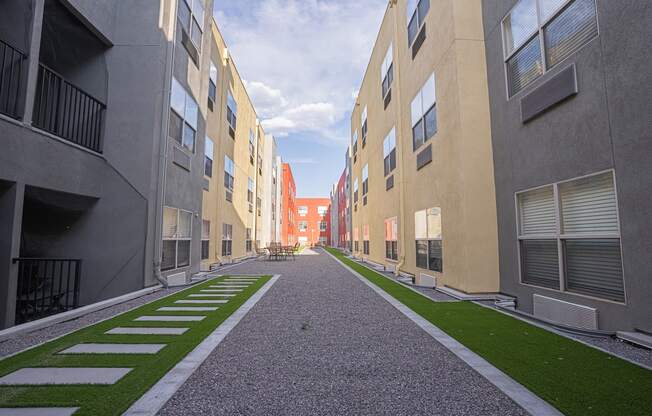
[533,294,598,330]
[225,190,233,202]
[416,144,432,170]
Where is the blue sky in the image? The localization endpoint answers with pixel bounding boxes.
[213,0,386,197]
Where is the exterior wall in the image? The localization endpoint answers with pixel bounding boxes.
[330,184,339,247]
[296,198,331,246]
[0,0,177,328]
[336,168,348,248]
[202,22,265,266]
[274,156,283,243]
[350,0,499,293]
[483,0,652,331]
[281,163,296,245]
[260,135,278,247]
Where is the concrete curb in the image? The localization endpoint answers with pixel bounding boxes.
[0,285,163,342]
[122,274,280,416]
[324,249,563,416]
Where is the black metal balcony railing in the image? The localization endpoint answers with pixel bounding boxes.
[33,64,105,153]
[12,258,82,325]
[0,39,27,119]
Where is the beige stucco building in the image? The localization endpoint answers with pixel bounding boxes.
[350,0,499,294]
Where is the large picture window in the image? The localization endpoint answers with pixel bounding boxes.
[362,164,368,205]
[385,217,398,261]
[248,178,255,213]
[383,128,397,177]
[502,0,598,97]
[162,207,192,271]
[178,0,204,62]
[208,62,218,106]
[411,73,436,151]
[415,207,442,272]
[517,171,624,302]
[361,106,368,147]
[170,78,199,153]
[249,129,256,164]
[226,91,237,138]
[352,130,358,163]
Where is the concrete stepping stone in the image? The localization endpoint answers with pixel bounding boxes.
[0,408,79,416]
[0,368,132,385]
[209,285,248,288]
[225,277,259,280]
[59,343,166,355]
[106,327,189,335]
[135,315,205,322]
[200,289,242,293]
[175,300,228,304]
[157,307,218,312]
[188,294,235,297]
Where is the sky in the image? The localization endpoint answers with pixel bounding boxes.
[212,0,387,198]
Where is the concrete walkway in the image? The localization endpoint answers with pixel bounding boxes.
[159,250,527,415]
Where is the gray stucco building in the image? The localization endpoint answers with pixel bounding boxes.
[482,0,652,332]
[0,0,213,329]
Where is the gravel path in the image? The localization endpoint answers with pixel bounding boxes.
[159,249,527,416]
[0,286,185,358]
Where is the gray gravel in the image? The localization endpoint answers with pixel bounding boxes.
[159,249,527,416]
[0,286,185,358]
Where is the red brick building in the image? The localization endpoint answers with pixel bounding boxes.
[296,198,331,246]
[281,163,296,245]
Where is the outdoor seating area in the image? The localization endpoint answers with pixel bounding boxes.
[264,242,300,261]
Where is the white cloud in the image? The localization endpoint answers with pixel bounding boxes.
[214,0,386,140]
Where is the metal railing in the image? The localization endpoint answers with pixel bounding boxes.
[33,64,105,153]
[12,258,82,325]
[0,39,27,119]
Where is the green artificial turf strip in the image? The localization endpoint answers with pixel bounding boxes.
[325,247,652,416]
[0,275,271,416]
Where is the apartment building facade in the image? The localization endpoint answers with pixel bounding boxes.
[296,198,331,246]
[0,0,278,329]
[334,166,350,249]
[349,0,500,293]
[330,184,339,248]
[482,0,652,332]
[281,163,297,245]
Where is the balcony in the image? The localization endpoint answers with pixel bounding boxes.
[32,64,106,153]
[0,38,27,119]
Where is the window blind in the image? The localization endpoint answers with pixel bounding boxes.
[560,172,618,235]
[519,186,556,236]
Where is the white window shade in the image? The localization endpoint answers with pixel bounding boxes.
[383,128,396,157]
[422,74,436,110]
[414,210,427,239]
[170,78,185,116]
[224,156,234,175]
[362,165,368,180]
[519,186,556,236]
[205,137,214,158]
[426,207,442,239]
[560,172,619,235]
[163,207,178,238]
[209,63,218,83]
[352,130,358,145]
[178,211,192,238]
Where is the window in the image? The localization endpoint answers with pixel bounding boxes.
[361,106,368,147]
[226,91,237,137]
[170,78,199,153]
[248,178,254,212]
[353,179,359,204]
[407,0,430,46]
[177,0,204,60]
[502,0,598,97]
[208,62,218,106]
[162,207,192,271]
[298,206,308,216]
[224,155,235,201]
[221,223,233,256]
[249,129,255,164]
[353,227,359,252]
[362,164,369,205]
[317,206,328,216]
[363,224,370,255]
[381,44,394,102]
[246,228,252,252]
[257,197,262,217]
[204,136,213,178]
[319,221,327,232]
[411,73,436,151]
[352,130,358,163]
[299,221,307,232]
[201,219,210,260]
[385,217,398,261]
[383,128,397,177]
[415,207,442,272]
[517,171,624,302]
